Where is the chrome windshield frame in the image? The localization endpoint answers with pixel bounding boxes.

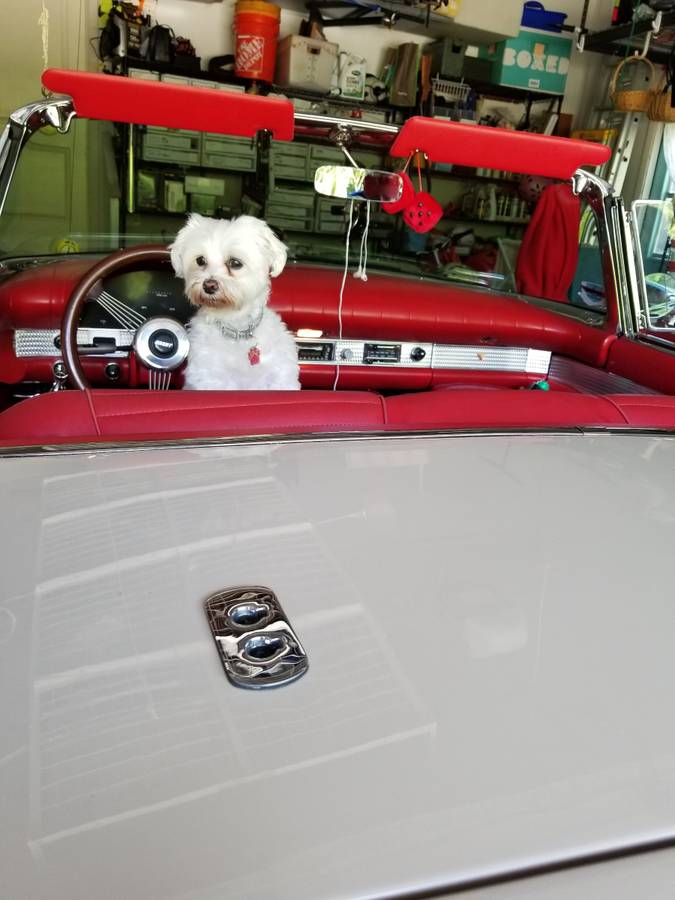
[0,95,634,333]
[0,96,75,218]
[571,169,637,337]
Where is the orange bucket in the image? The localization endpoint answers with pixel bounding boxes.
[234,0,280,82]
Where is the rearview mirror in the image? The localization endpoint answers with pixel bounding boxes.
[314,166,403,203]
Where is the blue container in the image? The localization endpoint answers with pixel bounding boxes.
[521,1,567,33]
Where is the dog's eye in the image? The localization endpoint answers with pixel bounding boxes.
[228,258,243,270]
[196,255,207,267]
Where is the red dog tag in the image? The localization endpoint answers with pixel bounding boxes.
[248,346,261,366]
[403,191,443,234]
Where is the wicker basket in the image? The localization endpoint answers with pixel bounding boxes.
[648,81,675,122]
[610,56,655,112]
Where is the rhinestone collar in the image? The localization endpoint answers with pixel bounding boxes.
[216,308,264,341]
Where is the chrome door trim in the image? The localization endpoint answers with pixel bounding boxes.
[1,425,675,459]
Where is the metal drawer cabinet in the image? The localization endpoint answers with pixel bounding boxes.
[201,135,257,172]
[141,127,200,165]
[266,184,315,232]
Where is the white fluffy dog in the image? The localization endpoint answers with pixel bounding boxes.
[170,214,300,390]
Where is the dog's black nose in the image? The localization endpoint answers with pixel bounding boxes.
[202,278,219,295]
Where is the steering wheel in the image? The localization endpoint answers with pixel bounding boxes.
[62,245,189,390]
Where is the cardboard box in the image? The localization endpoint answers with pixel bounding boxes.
[481,27,572,95]
[276,36,339,93]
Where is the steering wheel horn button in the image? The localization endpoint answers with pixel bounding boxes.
[205,587,308,689]
[149,329,179,358]
[134,316,189,373]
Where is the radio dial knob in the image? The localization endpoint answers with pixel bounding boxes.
[410,346,426,362]
[340,348,353,361]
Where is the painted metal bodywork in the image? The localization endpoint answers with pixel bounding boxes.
[2,432,675,898]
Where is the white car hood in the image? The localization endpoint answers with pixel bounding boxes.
[1,432,675,899]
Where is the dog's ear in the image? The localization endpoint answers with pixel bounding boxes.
[242,217,287,278]
[169,214,207,277]
[264,225,288,278]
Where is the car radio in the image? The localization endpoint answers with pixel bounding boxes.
[363,343,401,364]
[297,341,335,362]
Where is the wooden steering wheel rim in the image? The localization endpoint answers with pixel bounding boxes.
[62,245,172,390]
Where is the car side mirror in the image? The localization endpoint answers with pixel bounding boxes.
[314,166,403,203]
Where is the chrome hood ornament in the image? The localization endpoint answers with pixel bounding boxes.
[205,587,308,689]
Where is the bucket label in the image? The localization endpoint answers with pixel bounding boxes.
[236,35,265,74]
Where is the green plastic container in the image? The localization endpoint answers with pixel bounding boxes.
[481,26,572,95]
[424,38,466,79]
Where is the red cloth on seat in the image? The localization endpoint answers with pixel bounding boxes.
[515,184,581,303]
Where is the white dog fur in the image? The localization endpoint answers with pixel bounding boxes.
[170,213,300,390]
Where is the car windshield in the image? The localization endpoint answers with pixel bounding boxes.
[0,113,606,314]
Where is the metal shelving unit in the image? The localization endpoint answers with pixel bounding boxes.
[585,11,675,62]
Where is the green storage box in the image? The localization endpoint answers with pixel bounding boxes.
[266,184,315,232]
[481,26,571,95]
[268,141,310,187]
[424,38,466,79]
[142,127,200,165]
[201,135,256,172]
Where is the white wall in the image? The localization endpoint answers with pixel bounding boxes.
[0,0,98,117]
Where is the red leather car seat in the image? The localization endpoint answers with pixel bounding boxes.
[0,390,386,445]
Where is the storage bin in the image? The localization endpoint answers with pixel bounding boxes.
[423,38,466,79]
[201,135,257,171]
[521,1,567,33]
[315,197,348,234]
[233,0,280,82]
[141,127,201,165]
[268,140,310,186]
[275,36,339,92]
[266,184,315,231]
[480,25,572,94]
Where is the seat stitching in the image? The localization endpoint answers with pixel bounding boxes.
[598,395,630,424]
[96,400,380,419]
[84,390,102,436]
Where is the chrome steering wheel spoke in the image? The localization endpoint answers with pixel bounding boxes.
[148,369,172,391]
[94,289,147,331]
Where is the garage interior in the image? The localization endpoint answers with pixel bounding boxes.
[1,0,674,286]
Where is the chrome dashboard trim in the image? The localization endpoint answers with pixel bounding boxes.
[16,330,552,375]
[297,337,551,373]
[14,327,134,358]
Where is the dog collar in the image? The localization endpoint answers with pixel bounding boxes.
[216,309,264,341]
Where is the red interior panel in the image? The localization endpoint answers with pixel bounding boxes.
[41,69,295,140]
[390,118,611,180]
[606,337,675,395]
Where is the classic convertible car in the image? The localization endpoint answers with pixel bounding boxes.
[2,70,675,899]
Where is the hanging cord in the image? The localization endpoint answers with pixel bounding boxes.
[333,200,356,392]
[353,202,371,282]
[38,1,49,92]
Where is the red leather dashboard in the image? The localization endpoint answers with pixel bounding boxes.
[0,259,615,389]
